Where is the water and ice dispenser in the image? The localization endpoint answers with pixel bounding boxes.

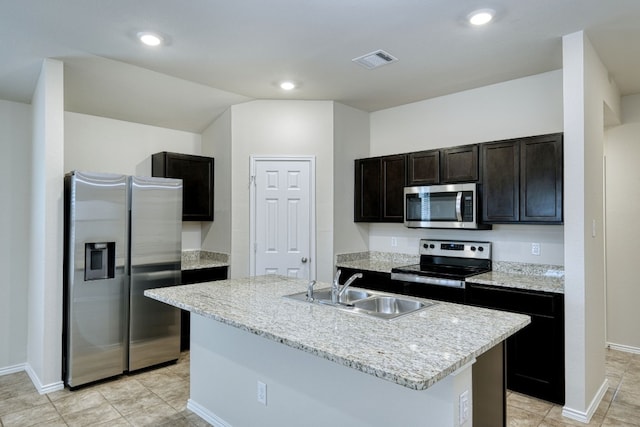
[84,242,115,281]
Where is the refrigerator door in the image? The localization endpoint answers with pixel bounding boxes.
[64,171,128,387]
[128,176,182,371]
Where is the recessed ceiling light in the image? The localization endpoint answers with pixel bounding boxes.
[280,81,296,91]
[468,9,495,26]
[137,31,164,46]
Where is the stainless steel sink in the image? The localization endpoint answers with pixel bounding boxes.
[284,288,435,320]
[285,288,372,304]
[351,296,434,320]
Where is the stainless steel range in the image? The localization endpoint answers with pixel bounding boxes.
[391,239,491,303]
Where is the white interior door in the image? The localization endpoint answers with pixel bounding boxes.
[251,157,315,279]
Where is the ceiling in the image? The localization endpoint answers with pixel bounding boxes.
[2,0,640,133]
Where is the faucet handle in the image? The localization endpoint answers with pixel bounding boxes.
[333,269,342,285]
[307,280,316,301]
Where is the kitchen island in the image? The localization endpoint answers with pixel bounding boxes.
[145,275,529,426]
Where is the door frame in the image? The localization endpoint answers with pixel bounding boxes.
[249,155,317,280]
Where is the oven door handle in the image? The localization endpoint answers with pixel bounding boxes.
[455,191,463,222]
[391,272,465,289]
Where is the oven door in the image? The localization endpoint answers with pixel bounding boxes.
[390,272,466,303]
[403,281,465,303]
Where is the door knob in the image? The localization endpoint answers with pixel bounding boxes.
[301,257,308,263]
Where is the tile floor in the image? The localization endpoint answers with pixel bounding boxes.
[0,348,638,426]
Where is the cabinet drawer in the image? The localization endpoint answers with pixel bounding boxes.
[466,283,560,317]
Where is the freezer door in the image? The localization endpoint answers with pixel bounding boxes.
[64,171,128,387]
[128,176,183,371]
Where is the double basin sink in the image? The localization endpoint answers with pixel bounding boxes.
[285,287,436,320]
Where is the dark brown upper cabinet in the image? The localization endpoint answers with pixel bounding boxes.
[482,133,563,224]
[441,144,479,183]
[152,152,214,221]
[354,154,406,223]
[407,150,440,186]
[407,145,478,186]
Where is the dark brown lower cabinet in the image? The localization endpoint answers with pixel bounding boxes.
[466,282,565,405]
[180,266,228,350]
[336,266,565,405]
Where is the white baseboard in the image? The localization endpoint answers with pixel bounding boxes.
[187,399,232,427]
[0,363,26,376]
[24,363,64,395]
[607,342,640,355]
[562,378,608,424]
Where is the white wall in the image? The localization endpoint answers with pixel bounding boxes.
[369,70,565,264]
[64,112,204,250]
[201,109,232,254]
[562,31,616,421]
[27,59,65,392]
[333,103,370,258]
[605,93,640,351]
[0,100,31,372]
[228,100,335,282]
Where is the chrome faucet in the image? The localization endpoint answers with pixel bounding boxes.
[331,269,363,304]
[306,280,316,301]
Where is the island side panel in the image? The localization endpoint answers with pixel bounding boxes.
[188,314,474,427]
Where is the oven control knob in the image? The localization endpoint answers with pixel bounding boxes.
[430,244,435,249]
[423,243,428,249]
[478,246,484,252]
[470,246,476,251]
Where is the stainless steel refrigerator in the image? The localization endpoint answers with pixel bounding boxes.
[63,171,182,388]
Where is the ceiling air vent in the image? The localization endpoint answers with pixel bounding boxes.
[352,50,398,70]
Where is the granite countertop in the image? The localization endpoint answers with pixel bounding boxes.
[336,252,564,294]
[467,271,564,294]
[181,250,230,270]
[464,261,564,294]
[335,251,418,273]
[145,275,529,391]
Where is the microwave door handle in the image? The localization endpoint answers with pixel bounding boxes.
[455,192,463,221]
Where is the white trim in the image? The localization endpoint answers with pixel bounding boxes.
[0,363,26,376]
[562,378,608,423]
[249,155,317,280]
[187,398,232,427]
[24,363,64,395]
[607,342,640,355]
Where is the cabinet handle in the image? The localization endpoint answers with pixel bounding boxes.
[301,257,308,263]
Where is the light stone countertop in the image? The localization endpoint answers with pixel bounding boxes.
[145,275,530,391]
[467,271,564,294]
[335,251,419,273]
[336,252,564,294]
[181,250,229,270]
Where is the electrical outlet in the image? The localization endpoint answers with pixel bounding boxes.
[459,390,470,425]
[257,381,267,405]
[531,242,541,256]
[391,237,398,247]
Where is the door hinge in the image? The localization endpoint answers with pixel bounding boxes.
[249,175,256,188]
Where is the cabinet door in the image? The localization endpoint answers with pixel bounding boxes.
[354,158,381,222]
[152,152,214,221]
[481,141,519,223]
[466,283,565,405]
[507,314,565,404]
[520,134,563,223]
[381,155,406,222]
[441,145,479,182]
[407,150,439,185]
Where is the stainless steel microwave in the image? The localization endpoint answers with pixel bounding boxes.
[404,183,490,229]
